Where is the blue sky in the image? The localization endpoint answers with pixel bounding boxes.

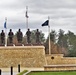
[0,0,76,38]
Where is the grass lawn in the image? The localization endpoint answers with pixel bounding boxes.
[27,71,76,75]
[17,70,28,75]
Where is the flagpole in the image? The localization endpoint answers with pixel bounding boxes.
[5,17,7,47]
[26,6,28,30]
[48,16,51,55]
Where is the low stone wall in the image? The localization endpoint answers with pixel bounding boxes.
[45,54,76,65]
[0,46,46,68]
[45,54,76,71]
[44,64,76,71]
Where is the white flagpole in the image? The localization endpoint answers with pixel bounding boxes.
[48,16,51,54]
[26,6,28,30]
[5,17,7,47]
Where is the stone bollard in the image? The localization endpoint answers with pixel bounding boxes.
[18,64,20,72]
[11,66,13,75]
[0,69,1,75]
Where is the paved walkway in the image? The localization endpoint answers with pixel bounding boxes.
[2,72,18,75]
[0,67,44,71]
[0,67,44,75]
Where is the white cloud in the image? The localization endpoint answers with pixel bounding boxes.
[0,0,76,38]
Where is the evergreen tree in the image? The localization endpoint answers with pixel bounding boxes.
[57,29,64,47]
[66,31,76,57]
[45,30,57,54]
[50,30,56,43]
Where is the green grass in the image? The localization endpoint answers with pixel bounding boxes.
[17,70,28,75]
[27,71,76,75]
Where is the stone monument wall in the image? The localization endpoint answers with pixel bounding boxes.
[46,54,76,65]
[45,54,76,71]
[1,46,76,69]
[0,46,46,68]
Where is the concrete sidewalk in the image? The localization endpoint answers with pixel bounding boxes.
[0,68,44,75]
[0,67,44,72]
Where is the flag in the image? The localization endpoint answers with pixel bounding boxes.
[26,11,28,18]
[42,20,49,26]
[4,21,7,28]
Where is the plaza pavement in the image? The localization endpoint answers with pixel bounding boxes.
[0,67,44,75]
[0,67,44,72]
